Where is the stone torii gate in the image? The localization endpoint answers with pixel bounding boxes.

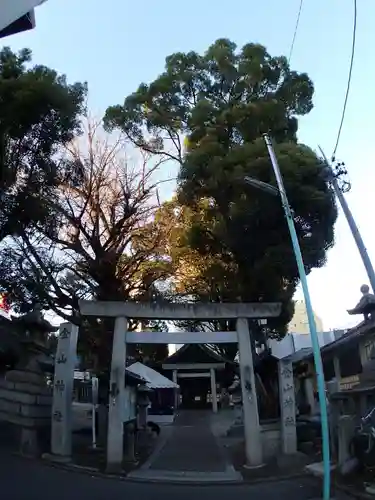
[51,300,282,472]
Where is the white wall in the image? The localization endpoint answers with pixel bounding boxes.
[269,330,345,359]
[0,0,46,32]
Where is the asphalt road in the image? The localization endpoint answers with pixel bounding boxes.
[0,450,354,500]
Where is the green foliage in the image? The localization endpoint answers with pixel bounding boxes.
[0,47,87,241]
[104,39,313,159]
[105,38,337,344]
[0,117,170,370]
[0,39,338,369]
[0,119,164,316]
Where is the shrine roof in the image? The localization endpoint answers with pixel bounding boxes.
[163,344,227,366]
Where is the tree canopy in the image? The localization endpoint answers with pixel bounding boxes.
[104,38,337,347]
[0,39,338,371]
[0,47,87,241]
[0,116,170,370]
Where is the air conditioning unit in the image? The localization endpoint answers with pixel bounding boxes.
[0,0,47,38]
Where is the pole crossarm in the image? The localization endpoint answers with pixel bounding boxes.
[319,146,375,295]
[79,300,282,320]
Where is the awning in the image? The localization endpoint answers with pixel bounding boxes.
[127,362,179,389]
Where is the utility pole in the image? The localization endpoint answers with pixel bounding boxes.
[319,147,375,294]
[263,134,331,500]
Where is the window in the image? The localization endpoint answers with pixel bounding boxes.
[339,347,362,378]
[323,359,335,381]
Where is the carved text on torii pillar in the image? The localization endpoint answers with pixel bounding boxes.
[54,380,65,394]
[283,396,294,408]
[53,410,62,422]
[281,365,293,378]
[59,327,71,339]
[284,416,296,427]
[57,353,67,364]
[283,383,294,393]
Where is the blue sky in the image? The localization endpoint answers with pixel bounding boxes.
[7,0,375,330]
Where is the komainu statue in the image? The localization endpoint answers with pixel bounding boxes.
[347,285,375,321]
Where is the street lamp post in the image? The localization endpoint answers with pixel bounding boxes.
[244,134,331,500]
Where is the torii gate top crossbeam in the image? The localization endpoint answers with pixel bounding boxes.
[79,300,281,320]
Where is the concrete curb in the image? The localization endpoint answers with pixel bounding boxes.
[43,456,244,485]
[333,481,374,500]
[42,459,313,486]
[10,451,315,487]
[304,466,370,499]
[240,471,313,485]
[124,475,243,485]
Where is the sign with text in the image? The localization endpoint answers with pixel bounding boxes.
[51,322,79,458]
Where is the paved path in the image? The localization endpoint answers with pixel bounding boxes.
[0,449,354,500]
[149,410,227,472]
[128,410,241,482]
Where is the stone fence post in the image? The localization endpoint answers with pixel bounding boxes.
[338,414,356,469]
[278,358,297,455]
[50,322,79,461]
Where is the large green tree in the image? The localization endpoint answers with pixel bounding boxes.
[0,47,87,241]
[0,118,170,370]
[104,39,337,351]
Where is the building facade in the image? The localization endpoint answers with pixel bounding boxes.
[288,299,324,334]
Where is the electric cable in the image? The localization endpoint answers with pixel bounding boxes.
[332,0,357,160]
[288,0,304,64]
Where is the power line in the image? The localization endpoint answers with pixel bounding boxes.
[332,0,358,160]
[288,0,304,64]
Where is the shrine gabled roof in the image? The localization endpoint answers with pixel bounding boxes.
[163,344,226,365]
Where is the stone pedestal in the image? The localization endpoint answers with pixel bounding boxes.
[124,422,136,462]
[136,393,151,455]
[137,386,151,429]
[97,403,108,447]
[0,364,52,457]
[278,359,297,455]
[338,415,356,468]
[138,403,148,428]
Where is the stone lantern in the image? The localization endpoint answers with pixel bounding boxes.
[0,304,57,456]
[137,384,152,429]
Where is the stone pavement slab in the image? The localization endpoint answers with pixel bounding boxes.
[129,410,241,482]
[149,423,226,472]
